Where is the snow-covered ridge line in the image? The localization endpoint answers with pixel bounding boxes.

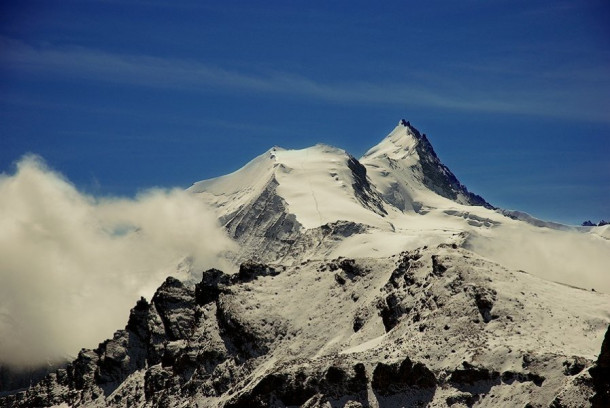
[187,120,609,295]
[189,119,492,232]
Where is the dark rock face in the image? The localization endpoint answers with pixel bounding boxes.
[216,294,274,361]
[226,363,368,408]
[226,372,315,408]
[387,251,421,289]
[143,365,171,401]
[500,371,545,387]
[352,315,365,332]
[2,249,604,407]
[3,294,158,406]
[563,356,587,376]
[371,357,436,395]
[471,287,497,323]
[324,221,369,238]
[446,392,479,407]
[237,261,279,282]
[195,264,277,306]
[334,272,347,285]
[346,156,387,216]
[449,362,500,385]
[322,363,368,399]
[404,122,493,209]
[195,268,232,304]
[447,361,545,391]
[151,277,197,341]
[2,254,451,408]
[281,221,370,263]
[326,258,369,285]
[329,258,369,286]
[590,325,610,407]
[223,177,302,262]
[379,292,406,332]
[336,258,365,278]
[377,251,424,332]
[431,254,447,276]
[0,363,66,395]
[0,263,287,408]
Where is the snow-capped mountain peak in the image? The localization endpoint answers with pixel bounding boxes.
[188,143,391,263]
[361,119,491,211]
[361,119,420,162]
[185,120,610,295]
[189,143,387,229]
[186,121,498,264]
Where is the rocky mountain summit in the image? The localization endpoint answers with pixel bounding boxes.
[2,120,609,407]
[360,120,490,211]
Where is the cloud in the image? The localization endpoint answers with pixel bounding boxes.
[467,223,610,294]
[0,155,234,367]
[1,37,609,123]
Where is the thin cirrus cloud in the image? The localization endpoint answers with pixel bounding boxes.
[1,36,609,122]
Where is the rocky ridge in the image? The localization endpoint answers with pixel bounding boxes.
[3,246,609,407]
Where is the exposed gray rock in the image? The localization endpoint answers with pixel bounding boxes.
[563,356,587,376]
[236,261,279,283]
[471,287,497,323]
[195,268,232,304]
[151,277,197,342]
[371,357,436,395]
[446,392,479,407]
[590,324,610,407]
[405,122,492,209]
[226,363,367,408]
[449,362,500,385]
[2,250,606,408]
[223,177,302,263]
[0,362,66,396]
[346,156,387,216]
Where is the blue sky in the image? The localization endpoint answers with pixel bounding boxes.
[1,0,608,225]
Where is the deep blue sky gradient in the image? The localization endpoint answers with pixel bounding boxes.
[1,0,608,224]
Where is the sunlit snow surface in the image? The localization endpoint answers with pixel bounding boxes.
[191,122,610,293]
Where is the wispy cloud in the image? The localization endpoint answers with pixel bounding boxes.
[1,37,609,123]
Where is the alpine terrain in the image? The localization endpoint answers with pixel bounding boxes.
[3,120,610,407]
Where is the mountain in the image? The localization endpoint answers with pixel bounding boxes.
[361,119,490,211]
[3,120,609,407]
[189,120,609,294]
[187,120,495,265]
[188,143,389,263]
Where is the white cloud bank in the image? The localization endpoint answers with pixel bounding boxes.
[0,156,234,367]
[468,223,610,295]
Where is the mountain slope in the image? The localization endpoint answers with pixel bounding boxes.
[189,144,388,230]
[4,247,609,407]
[189,144,392,263]
[188,121,495,265]
[189,121,610,294]
[3,119,609,407]
[361,120,490,212]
